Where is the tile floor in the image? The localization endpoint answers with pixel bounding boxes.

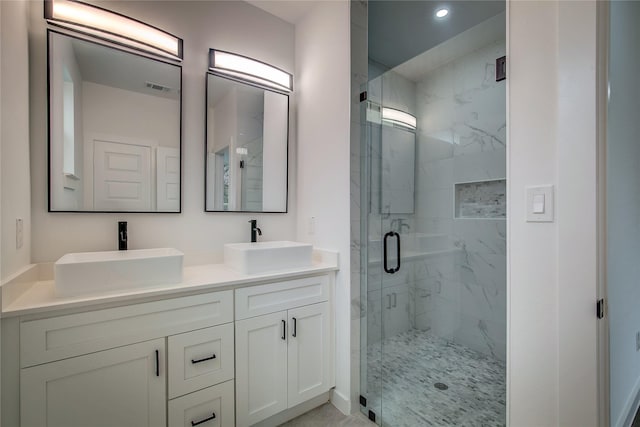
[285,329,505,426]
[363,329,506,426]
[282,403,376,427]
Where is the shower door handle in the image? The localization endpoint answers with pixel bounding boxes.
[395,233,401,272]
[383,231,401,274]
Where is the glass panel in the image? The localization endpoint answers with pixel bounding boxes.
[361,76,384,421]
[607,2,640,426]
[362,2,507,426]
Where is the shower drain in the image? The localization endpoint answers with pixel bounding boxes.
[434,382,449,391]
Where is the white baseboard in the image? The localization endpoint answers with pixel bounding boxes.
[616,374,640,427]
[253,392,331,427]
[330,389,351,415]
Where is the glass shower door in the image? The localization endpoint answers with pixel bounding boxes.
[360,7,507,426]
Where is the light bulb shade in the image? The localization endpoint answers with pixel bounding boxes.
[382,107,417,130]
[209,49,293,93]
[44,0,183,60]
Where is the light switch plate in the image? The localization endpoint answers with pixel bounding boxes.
[526,185,554,222]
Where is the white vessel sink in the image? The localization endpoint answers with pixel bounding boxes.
[54,248,184,297]
[224,241,313,275]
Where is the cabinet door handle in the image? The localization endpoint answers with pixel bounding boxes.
[292,317,297,337]
[387,294,391,309]
[191,354,216,364]
[392,292,397,308]
[281,319,286,340]
[155,350,160,377]
[191,412,216,426]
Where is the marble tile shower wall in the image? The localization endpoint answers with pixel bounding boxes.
[414,39,507,361]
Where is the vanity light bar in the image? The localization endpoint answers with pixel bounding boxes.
[382,107,417,130]
[44,0,183,60]
[209,49,293,93]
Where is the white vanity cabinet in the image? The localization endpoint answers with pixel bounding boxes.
[18,290,235,427]
[10,270,336,427]
[21,338,167,427]
[234,275,332,427]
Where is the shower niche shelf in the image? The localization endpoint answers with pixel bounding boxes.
[454,179,506,219]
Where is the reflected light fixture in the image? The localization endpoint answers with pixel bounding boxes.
[44,0,183,60]
[382,107,417,130]
[209,49,293,93]
[435,8,449,18]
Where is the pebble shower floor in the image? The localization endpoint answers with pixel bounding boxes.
[364,329,506,426]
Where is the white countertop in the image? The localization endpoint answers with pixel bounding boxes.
[1,250,339,318]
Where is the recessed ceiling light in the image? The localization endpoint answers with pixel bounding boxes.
[435,8,449,18]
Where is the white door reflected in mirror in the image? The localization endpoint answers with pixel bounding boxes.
[205,73,289,213]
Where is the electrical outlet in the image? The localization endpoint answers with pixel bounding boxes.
[16,218,23,249]
[636,331,640,352]
[308,217,316,235]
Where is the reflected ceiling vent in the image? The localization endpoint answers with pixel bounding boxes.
[145,81,172,93]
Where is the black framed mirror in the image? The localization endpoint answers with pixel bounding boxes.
[205,72,289,213]
[48,30,182,212]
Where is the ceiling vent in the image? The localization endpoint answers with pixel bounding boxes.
[145,81,172,93]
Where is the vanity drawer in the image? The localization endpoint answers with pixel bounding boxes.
[235,275,329,320]
[21,290,233,368]
[168,324,234,399]
[168,380,234,427]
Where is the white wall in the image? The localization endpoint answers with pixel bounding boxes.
[1,0,31,280]
[82,82,180,149]
[556,2,599,426]
[607,2,640,425]
[295,0,352,413]
[508,1,599,426]
[508,2,559,425]
[30,1,296,264]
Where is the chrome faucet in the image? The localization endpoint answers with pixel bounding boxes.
[118,221,127,250]
[249,219,262,243]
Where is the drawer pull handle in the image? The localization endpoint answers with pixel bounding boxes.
[191,412,216,426]
[191,354,217,364]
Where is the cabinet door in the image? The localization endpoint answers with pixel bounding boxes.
[235,311,288,427]
[287,302,330,407]
[21,339,166,427]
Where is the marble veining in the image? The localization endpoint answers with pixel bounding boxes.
[361,329,506,427]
